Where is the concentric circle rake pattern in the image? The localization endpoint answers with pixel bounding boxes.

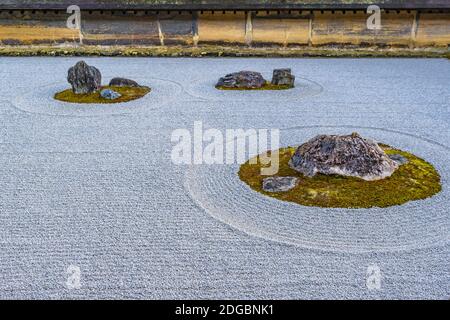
[12,77,182,117]
[184,75,323,101]
[185,126,450,253]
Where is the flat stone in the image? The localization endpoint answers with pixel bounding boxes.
[289,132,399,181]
[262,176,299,192]
[100,89,121,100]
[109,77,140,87]
[216,71,266,89]
[389,153,409,165]
[67,61,101,94]
[271,68,295,87]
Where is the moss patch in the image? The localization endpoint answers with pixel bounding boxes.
[239,145,441,209]
[54,85,150,104]
[0,45,448,58]
[216,81,293,91]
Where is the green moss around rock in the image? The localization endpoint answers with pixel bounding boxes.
[216,81,293,91]
[54,85,150,104]
[238,145,442,209]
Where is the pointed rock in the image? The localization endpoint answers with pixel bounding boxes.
[67,61,101,94]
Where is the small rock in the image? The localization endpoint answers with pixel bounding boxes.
[67,61,102,94]
[271,68,295,87]
[389,153,409,165]
[216,71,266,89]
[262,176,299,192]
[109,77,140,87]
[100,89,121,100]
[289,132,399,181]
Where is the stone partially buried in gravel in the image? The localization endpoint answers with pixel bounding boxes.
[109,77,140,87]
[262,176,299,192]
[289,132,399,181]
[67,61,101,94]
[271,68,295,87]
[100,89,121,100]
[216,71,266,89]
[389,153,409,165]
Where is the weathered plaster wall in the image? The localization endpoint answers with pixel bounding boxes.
[251,11,310,46]
[0,11,78,44]
[81,11,192,45]
[0,10,448,47]
[312,11,414,46]
[197,12,246,44]
[416,13,450,46]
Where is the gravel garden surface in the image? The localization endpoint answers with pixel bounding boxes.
[0,57,448,299]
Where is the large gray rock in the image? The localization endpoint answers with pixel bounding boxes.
[271,68,295,87]
[109,77,140,87]
[67,61,101,94]
[289,132,399,181]
[262,176,299,192]
[216,71,266,89]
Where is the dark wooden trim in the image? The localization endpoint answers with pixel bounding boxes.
[0,1,449,11]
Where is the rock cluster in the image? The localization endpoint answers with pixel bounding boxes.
[262,176,299,192]
[66,61,142,101]
[271,68,295,87]
[67,61,101,94]
[216,71,266,89]
[216,69,296,89]
[289,132,399,181]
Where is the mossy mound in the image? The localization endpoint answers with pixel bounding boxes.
[216,81,293,91]
[54,85,150,104]
[239,145,441,208]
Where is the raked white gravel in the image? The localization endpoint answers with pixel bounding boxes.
[0,57,448,299]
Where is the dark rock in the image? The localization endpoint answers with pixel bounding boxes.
[67,61,101,94]
[109,77,140,87]
[271,68,295,87]
[216,71,266,89]
[100,89,121,100]
[389,153,409,165]
[289,132,399,181]
[262,176,299,192]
